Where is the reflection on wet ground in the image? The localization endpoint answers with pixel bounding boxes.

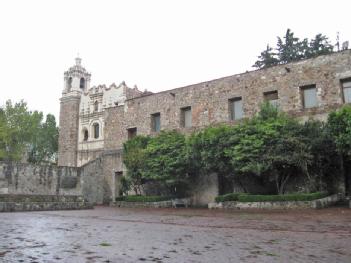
[0,206,350,262]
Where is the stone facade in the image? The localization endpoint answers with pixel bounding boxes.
[57,50,351,204]
[0,160,110,204]
[104,51,351,151]
[58,58,144,167]
[0,162,81,196]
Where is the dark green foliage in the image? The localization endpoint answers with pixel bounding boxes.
[187,125,234,178]
[123,135,150,194]
[224,103,312,194]
[237,192,328,202]
[28,114,59,164]
[327,105,351,157]
[115,195,172,202]
[253,45,279,69]
[0,100,58,163]
[215,193,247,202]
[253,29,335,69]
[122,103,349,197]
[327,105,351,194]
[143,131,190,195]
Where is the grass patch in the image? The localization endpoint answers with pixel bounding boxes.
[215,192,328,202]
[99,242,112,247]
[115,195,172,202]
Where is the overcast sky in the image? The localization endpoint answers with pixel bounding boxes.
[0,0,350,121]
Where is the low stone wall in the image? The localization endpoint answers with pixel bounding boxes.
[0,194,93,212]
[208,194,341,210]
[112,200,173,208]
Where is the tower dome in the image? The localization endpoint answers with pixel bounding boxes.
[63,57,91,95]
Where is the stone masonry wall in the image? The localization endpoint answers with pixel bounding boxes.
[101,51,351,204]
[58,96,80,167]
[0,162,81,196]
[104,50,351,151]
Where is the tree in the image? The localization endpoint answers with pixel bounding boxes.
[225,103,312,194]
[327,105,351,195]
[252,45,279,69]
[144,131,189,196]
[309,33,334,57]
[0,100,42,162]
[0,100,59,164]
[277,29,302,63]
[123,135,150,195]
[187,125,235,194]
[301,120,339,192]
[28,114,59,164]
[253,29,336,69]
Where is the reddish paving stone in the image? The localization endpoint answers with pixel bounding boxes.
[0,206,350,262]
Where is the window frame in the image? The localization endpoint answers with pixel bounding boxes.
[151,112,161,132]
[229,97,243,120]
[300,84,318,109]
[80,77,85,90]
[263,90,279,107]
[180,106,192,128]
[83,129,89,141]
[93,123,99,139]
[94,101,99,112]
[127,127,137,139]
[341,78,351,104]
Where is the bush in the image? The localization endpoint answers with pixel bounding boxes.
[237,192,328,202]
[115,195,172,202]
[215,193,246,202]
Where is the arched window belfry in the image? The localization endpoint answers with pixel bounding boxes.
[93,123,99,139]
[67,77,72,91]
[94,101,99,112]
[80,78,85,90]
[83,129,88,141]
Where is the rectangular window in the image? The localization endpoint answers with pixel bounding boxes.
[151,112,161,132]
[127,127,137,139]
[229,97,243,120]
[342,80,351,103]
[264,90,279,108]
[181,106,192,128]
[301,85,317,108]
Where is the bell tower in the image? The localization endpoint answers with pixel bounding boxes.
[58,57,91,167]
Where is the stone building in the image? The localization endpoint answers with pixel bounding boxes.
[58,57,144,167]
[58,50,351,204]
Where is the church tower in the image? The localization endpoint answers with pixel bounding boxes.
[58,57,91,167]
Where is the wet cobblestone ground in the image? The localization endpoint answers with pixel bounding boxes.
[0,206,350,263]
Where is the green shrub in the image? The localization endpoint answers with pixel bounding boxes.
[215,193,247,202]
[115,195,172,202]
[237,192,328,202]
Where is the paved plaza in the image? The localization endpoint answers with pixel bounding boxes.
[0,206,350,262]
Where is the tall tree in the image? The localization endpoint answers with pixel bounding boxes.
[0,100,42,162]
[252,45,279,69]
[309,33,334,57]
[123,135,150,195]
[253,29,336,69]
[277,29,302,63]
[327,106,351,195]
[144,131,189,196]
[28,114,59,164]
